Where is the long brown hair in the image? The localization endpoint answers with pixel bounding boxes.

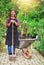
[9,10,17,18]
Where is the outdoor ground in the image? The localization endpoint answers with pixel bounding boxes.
[0,46,44,65]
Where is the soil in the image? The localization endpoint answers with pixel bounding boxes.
[39,51,44,57]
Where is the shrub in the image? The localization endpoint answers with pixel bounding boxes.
[32,19,44,53]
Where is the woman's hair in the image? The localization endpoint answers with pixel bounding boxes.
[9,10,17,18]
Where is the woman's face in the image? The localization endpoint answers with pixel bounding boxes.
[11,10,16,17]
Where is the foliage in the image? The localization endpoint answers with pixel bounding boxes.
[0,0,44,53]
[32,18,44,53]
[17,9,44,36]
[17,0,41,13]
[0,0,12,43]
[17,1,44,53]
[0,21,6,43]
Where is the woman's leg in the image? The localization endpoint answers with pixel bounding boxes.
[8,45,12,55]
[8,45,16,61]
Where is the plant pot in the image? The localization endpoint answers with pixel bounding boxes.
[29,34,37,38]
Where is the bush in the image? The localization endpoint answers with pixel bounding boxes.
[0,21,6,43]
[32,18,44,53]
[27,19,38,37]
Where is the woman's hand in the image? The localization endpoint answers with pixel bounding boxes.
[11,20,19,26]
[8,22,11,26]
[15,22,19,26]
[11,20,15,24]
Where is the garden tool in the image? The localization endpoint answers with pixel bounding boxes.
[9,23,16,61]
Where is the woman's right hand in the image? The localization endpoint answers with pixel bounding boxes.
[8,22,11,27]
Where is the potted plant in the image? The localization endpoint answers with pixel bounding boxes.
[27,19,38,38]
[18,19,37,48]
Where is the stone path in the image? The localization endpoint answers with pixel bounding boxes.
[0,48,44,65]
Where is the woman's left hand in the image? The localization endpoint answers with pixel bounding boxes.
[15,22,19,26]
[11,20,15,24]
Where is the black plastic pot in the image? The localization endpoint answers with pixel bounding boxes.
[29,34,37,38]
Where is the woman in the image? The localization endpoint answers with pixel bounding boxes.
[5,10,32,60]
[5,10,19,59]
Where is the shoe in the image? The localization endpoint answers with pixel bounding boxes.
[9,54,16,61]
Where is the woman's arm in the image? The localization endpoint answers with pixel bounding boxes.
[14,18,20,26]
[14,21,19,26]
[6,18,11,28]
